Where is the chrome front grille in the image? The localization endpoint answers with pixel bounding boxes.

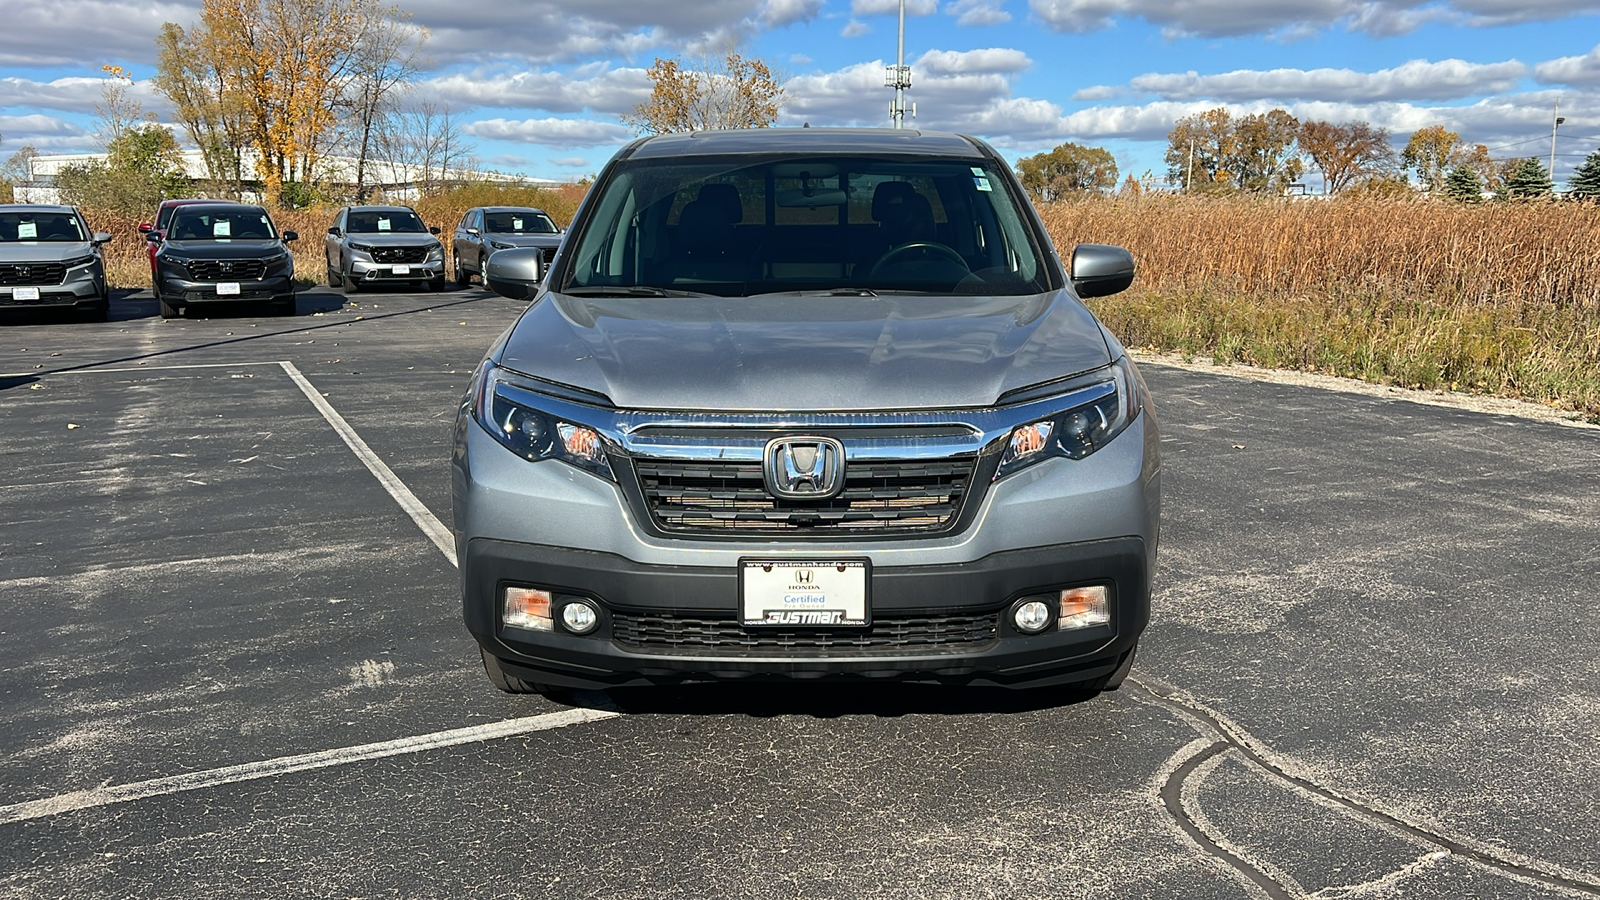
[634,456,976,535]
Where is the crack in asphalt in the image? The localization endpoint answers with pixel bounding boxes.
[1128,676,1600,898]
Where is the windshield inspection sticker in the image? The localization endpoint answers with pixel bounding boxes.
[377,217,392,232]
[17,222,36,239]
[213,219,231,237]
[974,176,993,192]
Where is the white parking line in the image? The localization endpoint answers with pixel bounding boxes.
[279,360,459,567]
[0,708,619,826]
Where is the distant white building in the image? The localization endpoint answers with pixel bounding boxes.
[15,150,558,204]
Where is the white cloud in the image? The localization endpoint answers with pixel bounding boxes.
[760,0,825,27]
[842,19,873,36]
[552,157,591,167]
[915,48,1031,75]
[1073,85,1124,101]
[946,0,1013,25]
[422,68,651,115]
[1130,58,1529,102]
[1536,43,1600,86]
[0,114,92,152]
[1026,0,1600,39]
[851,0,939,15]
[0,0,198,66]
[464,117,635,150]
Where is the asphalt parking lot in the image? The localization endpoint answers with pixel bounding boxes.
[1,285,1597,899]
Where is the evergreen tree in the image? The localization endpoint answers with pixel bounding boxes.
[1499,158,1553,200]
[1568,147,1600,200]
[1442,164,1484,203]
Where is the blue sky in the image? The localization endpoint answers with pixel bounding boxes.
[3,0,1600,188]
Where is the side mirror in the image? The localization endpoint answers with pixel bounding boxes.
[483,247,544,300]
[1070,244,1136,299]
[466,227,480,236]
[144,231,162,242]
[429,226,441,235]
[138,222,153,232]
[282,230,298,242]
[92,232,113,245]
[327,226,341,236]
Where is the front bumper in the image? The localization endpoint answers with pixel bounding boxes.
[466,537,1149,690]
[0,264,103,309]
[348,257,443,282]
[160,273,294,305]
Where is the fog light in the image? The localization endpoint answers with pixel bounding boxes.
[1012,599,1053,634]
[1059,586,1110,630]
[503,586,552,632]
[559,599,599,635]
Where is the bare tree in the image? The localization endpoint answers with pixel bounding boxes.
[373,98,470,195]
[340,11,426,200]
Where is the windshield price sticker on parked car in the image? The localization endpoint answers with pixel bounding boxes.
[740,559,870,627]
[216,282,240,296]
[393,265,410,275]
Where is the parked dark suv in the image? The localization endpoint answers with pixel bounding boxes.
[453,129,1159,700]
[149,203,298,318]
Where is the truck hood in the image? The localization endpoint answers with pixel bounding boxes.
[344,232,441,248]
[479,233,561,250]
[0,242,94,263]
[497,290,1114,412]
[162,239,289,258]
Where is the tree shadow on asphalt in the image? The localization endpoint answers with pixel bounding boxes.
[584,680,1106,718]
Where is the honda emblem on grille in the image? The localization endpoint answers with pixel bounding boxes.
[15,266,29,280]
[763,436,845,500]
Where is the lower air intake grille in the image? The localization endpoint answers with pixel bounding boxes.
[611,611,997,655]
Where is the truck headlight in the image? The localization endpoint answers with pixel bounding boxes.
[471,362,613,480]
[996,356,1143,478]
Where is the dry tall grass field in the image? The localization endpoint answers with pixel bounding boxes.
[1040,195,1600,418]
[73,186,1599,418]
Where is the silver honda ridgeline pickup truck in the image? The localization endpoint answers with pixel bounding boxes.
[452,128,1159,698]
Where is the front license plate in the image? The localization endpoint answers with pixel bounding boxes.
[216,282,241,296]
[740,559,870,627]
[392,265,411,275]
[13,287,39,301]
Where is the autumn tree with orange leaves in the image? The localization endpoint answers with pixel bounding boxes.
[621,47,784,135]
[154,0,419,206]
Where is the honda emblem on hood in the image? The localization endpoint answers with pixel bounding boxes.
[763,436,845,500]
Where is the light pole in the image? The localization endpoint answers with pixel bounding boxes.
[885,0,912,128]
[1550,99,1565,186]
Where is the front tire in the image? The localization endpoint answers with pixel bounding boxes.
[157,289,180,319]
[342,270,362,293]
[454,254,471,287]
[479,647,575,703]
[428,274,446,292]
[327,265,339,288]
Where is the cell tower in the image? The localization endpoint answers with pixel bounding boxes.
[885,0,913,128]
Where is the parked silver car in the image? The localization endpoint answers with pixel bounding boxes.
[450,206,563,287]
[453,128,1159,700]
[0,204,112,320]
[324,205,445,292]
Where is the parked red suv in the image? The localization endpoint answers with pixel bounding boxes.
[139,199,213,287]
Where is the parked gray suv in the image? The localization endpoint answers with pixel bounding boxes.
[0,205,112,320]
[452,128,1159,699]
[451,206,562,287]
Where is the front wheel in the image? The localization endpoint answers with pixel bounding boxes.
[428,274,446,292]
[454,254,471,287]
[326,265,339,288]
[157,290,180,319]
[479,647,575,703]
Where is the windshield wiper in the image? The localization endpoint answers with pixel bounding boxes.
[750,287,880,298]
[561,285,716,298]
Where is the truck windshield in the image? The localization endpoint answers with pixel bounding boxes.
[561,154,1054,297]
[347,210,427,234]
[1,212,84,242]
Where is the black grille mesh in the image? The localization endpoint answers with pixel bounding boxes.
[0,263,67,285]
[612,611,997,654]
[186,259,266,281]
[634,458,974,536]
[372,245,429,264]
